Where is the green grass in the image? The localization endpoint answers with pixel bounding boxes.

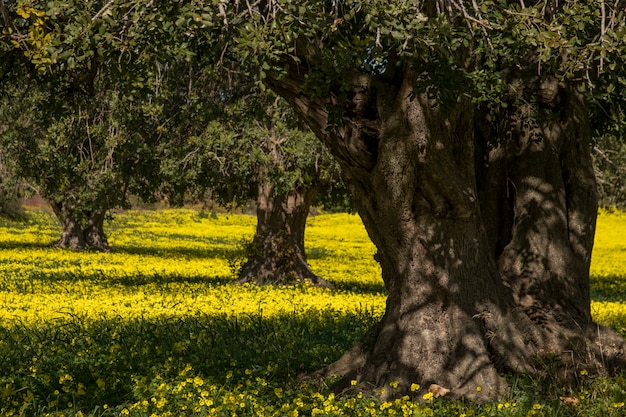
[0,209,625,416]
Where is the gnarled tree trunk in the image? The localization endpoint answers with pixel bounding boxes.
[50,202,109,251]
[268,67,626,401]
[476,76,626,374]
[235,182,333,288]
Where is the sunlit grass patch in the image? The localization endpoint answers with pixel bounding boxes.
[306,213,383,293]
[590,211,626,308]
[0,281,385,327]
[591,301,626,335]
[591,210,626,333]
[0,211,385,326]
[591,210,626,279]
[0,210,59,248]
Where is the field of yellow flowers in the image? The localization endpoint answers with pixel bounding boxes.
[0,208,625,416]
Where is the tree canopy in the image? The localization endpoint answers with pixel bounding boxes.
[0,0,343,251]
[177,0,626,117]
[0,0,196,249]
[154,61,339,211]
[4,0,624,139]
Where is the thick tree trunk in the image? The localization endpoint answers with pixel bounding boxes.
[272,70,534,401]
[476,77,626,374]
[50,202,109,251]
[267,67,626,402]
[234,182,333,288]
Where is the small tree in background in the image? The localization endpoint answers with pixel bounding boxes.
[593,134,626,209]
[157,61,341,287]
[590,98,626,209]
[0,1,187,250]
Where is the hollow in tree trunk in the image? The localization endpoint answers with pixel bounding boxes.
[50,201,109,251]
[267,67,626,402]
[234,182,333,288]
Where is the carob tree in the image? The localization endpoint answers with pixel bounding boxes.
[155,63,340,287]
[193,0,626,401]
[0,1,186,250]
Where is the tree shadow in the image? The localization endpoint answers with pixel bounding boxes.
[111,242,242,261]
[331,280,387,295]
[590,274,626,302]
[8,268,236,288]
[0,309,378,410]
[0,241,58,251]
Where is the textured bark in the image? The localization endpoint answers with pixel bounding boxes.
[476,77,626,375]
[267,67,626,402]
[51,202,109,251]
[271,69,531,401]
[235,182,333,288]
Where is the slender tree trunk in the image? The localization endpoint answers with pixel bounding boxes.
[50,202,109,251]
[235,182,333,288]
[0,186,22,219]
[268,67,626,401]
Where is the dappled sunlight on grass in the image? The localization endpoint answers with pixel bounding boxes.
[0,211,385,328]
[0,209,625,416]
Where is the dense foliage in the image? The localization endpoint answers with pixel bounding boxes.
[157,76,339,210]
[163,0,626,115]
[0,0,345,245]
[0,0,194,248]
[594,133,626,209]
[0,209,625,416]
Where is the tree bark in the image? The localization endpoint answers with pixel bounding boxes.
[267,67,626,401]
[476,76,626,374]
[50,202,110,251]
[234,182,333,288]
[271,69,533,401]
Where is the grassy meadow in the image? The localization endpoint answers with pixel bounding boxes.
[0,208,625,416]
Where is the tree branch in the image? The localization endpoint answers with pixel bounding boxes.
[92,0,115,22]
[1,0,11,29]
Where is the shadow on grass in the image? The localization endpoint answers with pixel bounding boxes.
[9,269,236,288]
[332,280,387,295]
[1,241,387,295]
[12,267,389,297]
[0,241,58,251]
[590,274,626,302]
[0,309,378,410]
[111,240,242,261]
[115,241,337,262]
